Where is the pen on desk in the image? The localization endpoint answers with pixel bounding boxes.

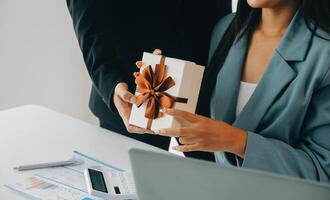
[13,159,81,171]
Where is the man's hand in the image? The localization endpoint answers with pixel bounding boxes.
[113,82,153,134]
[113,49,162,134]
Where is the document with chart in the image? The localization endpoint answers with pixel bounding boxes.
[4,151,125,200]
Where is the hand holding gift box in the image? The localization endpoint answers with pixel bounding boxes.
[129,52,205,131]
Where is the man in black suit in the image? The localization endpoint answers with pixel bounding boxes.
[66,0,231,161]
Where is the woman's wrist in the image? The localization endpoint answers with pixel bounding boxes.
[228,127,248,158]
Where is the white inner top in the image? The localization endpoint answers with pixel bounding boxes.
[236,81,258,118]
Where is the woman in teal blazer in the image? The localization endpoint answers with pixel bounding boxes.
[152,0,330,183]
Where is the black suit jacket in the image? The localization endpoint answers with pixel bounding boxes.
[66,0,231,133]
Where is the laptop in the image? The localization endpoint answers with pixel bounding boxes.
[129,148,330,200]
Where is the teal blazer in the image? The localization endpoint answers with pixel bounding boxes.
[210,11,330,183]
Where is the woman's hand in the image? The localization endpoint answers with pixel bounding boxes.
[154,108,248,158]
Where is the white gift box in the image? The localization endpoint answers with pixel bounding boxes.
[129,52,205,131]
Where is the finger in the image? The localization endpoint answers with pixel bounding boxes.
[115,93,152,134]
[135,61,143,69]
[154,127,189,137]
[117,106,153,135]
[116,86,136,104]
[178,136,196,145]
[127,124,154,134]
[133,72,140,77]
[173,144,199,152]
[153,49,162,55]
[129,124,154,134]
[162,108,198,123]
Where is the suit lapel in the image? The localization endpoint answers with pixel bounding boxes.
[233,9,313,132]
[211,9,313,132]
[211,33,249,124]
[233,53,296,131]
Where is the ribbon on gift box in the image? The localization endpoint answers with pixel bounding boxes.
[134,56,188,129]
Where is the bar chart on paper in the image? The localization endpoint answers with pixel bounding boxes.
[26,177,57,190]
[28,177,57,190]
[3,151,122,200]
[4,176,88,200]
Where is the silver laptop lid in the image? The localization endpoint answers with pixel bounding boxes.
[129,148,330,200]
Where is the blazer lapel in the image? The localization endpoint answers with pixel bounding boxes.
[211,9,314,132]
[211,33,249,124]
[232,54,296,131]
[233,9,313,132]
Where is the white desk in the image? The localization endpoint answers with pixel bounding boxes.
[0,105,162,199]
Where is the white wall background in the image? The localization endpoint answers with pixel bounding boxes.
[0,0,97,124]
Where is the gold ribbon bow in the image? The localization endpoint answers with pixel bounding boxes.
[134,57,188,129]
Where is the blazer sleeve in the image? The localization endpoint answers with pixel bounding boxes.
[66,0,126,114]
[241,69,330,183]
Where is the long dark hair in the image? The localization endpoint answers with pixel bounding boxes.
[199,0,330,116]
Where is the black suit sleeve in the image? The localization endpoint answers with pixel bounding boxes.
[66,0,124,115]
[195,0,232,117]
[208,0,232,24]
